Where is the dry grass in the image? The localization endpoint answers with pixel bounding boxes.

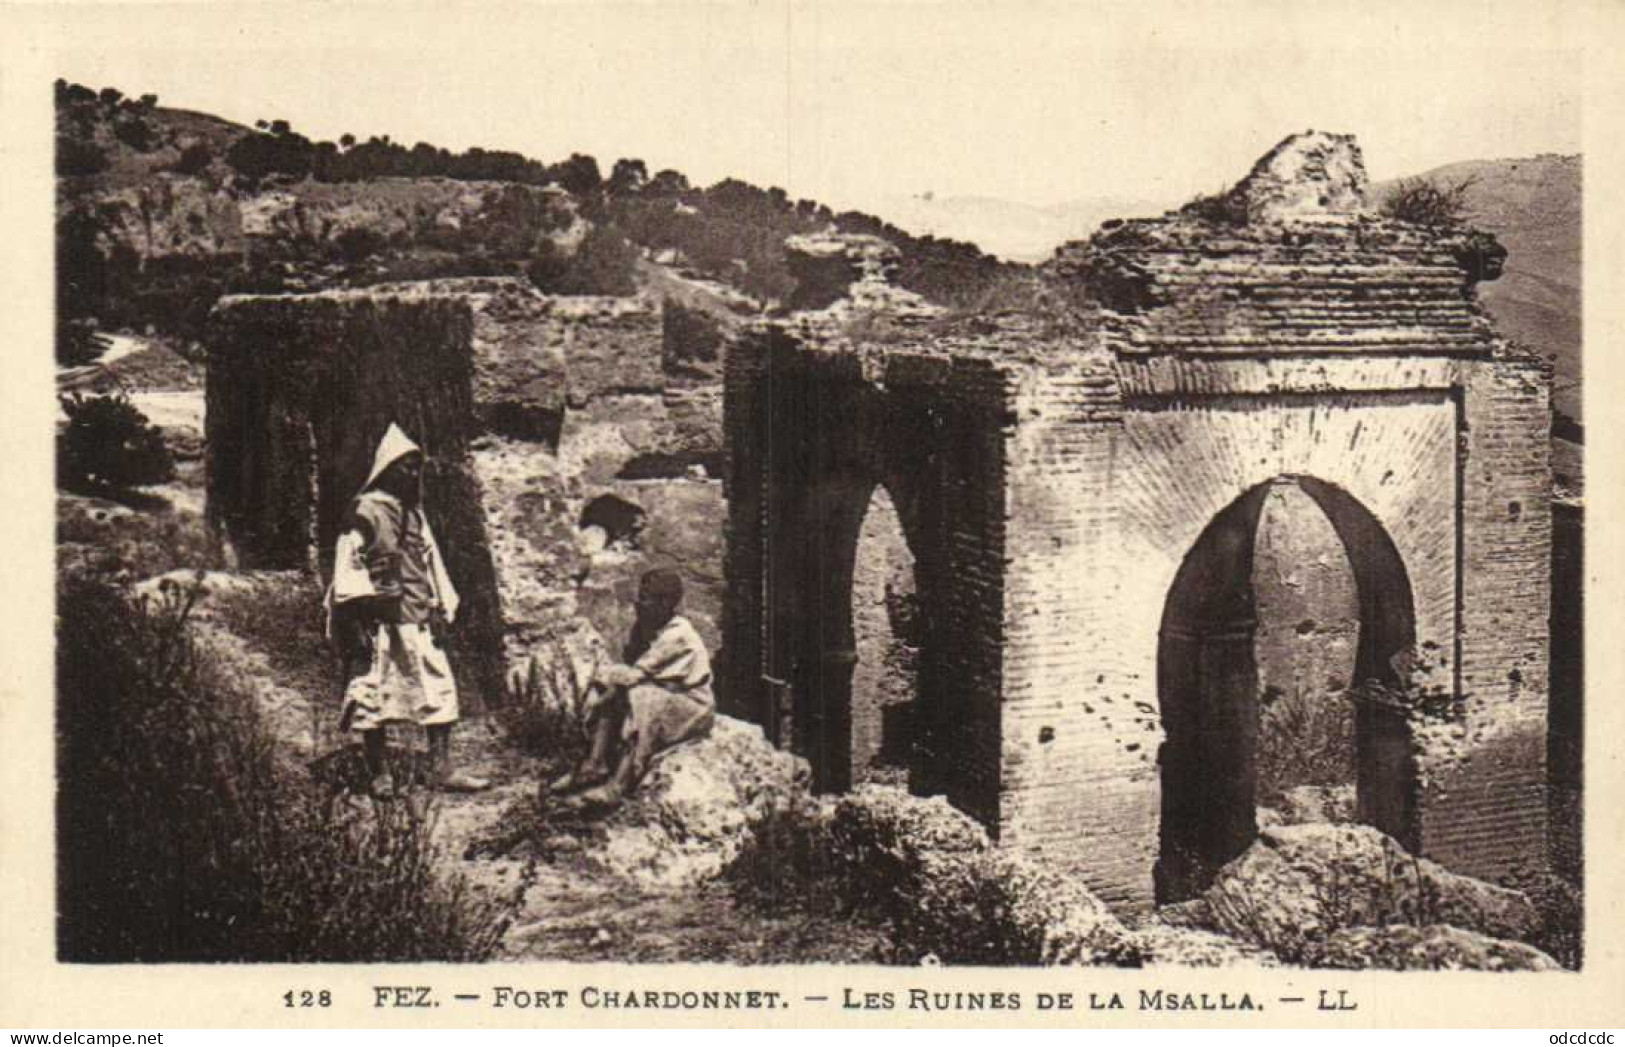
[1256,685,1357,806]
[56,574,522,961]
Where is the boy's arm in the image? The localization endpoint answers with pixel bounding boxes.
[596,662,648,689]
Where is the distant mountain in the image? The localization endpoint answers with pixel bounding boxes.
[1376,155,1581,424]
[877,193,1171,263]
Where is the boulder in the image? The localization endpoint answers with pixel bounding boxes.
[985,851,1137,966]
[591,716,812,887]
[821,786,1137,965]
[1202,823,1540,962]
[1316,924,1560,972]
[1133,921,1281,968]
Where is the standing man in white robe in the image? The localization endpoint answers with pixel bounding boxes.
[328,423,490,797]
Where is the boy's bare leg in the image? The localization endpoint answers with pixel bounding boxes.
[361,728,393,798]
[551,686,628,794]
[549,697,620,794]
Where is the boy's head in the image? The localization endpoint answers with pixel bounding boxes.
[635,567,683,628]
[375,451,425,504]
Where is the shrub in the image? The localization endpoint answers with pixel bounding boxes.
[224,129,313,183]
[728,789,1139,966]
[1498,864,1582,970]
[1256,685,1357,805]
[112,117,157,152]
[57,393,175,494]
[57,500,227,581]
[170,141,213,176]
[56,134,108,177]
[498,641,589,779]
[334,226,386,264]
[209,577,342,723]
[56,575,518,961]
[1380,177,1475,228]
[55,318,111,367]
[1180,184,1247,225]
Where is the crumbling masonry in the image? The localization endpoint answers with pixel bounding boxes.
[206,276,733,706]
[723,133,1553,908]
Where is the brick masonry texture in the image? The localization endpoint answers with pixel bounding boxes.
[726,133,1555,910]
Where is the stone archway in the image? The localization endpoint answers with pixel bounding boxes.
[773,472,927,793]
[849,486,922,787]
[1154,475,1419,903]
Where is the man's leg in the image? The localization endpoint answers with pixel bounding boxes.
[404,623,488,793]
[361,728,393,798]
[428,722,490,792]
[574,686,705,808]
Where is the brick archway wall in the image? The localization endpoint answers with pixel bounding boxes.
[1113,396,1458,691]
[999,386,1459,908]
[773,468,930,792]
[751,370,948,794]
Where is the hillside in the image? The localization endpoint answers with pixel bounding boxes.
[56,82,1582,458]
[54,79,1020,362]
[1377,155,1582,425]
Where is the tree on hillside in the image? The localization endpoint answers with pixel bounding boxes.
[57,394,175,494]
[56,135,108,177]
[647,169,690,197]
[609,158,648,196]
[528,224,639,297]
[171,142,213,175]
[549,153,602,195]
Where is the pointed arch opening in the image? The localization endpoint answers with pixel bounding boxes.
[1154,475,1419,903]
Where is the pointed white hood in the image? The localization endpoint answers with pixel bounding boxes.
[361,422,423,494]
[329,421,460,625]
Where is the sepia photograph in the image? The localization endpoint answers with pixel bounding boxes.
[4,0,1621,1030]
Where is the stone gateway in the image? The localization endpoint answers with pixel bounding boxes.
[723,132,1552,909]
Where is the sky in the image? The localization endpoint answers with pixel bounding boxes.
[34,1,1588,216]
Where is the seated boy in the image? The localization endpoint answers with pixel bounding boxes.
[551,567,714,806]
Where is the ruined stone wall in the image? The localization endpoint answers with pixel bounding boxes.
[207,290,505,702]
[913,354,1013,823]
[660,300,729,471]
[210,279,734,709]
[722,329,1015,816]
[720,324,776,725]
[1419,352,1552,881]
[725,134,1556,909]
[996,353,1146,905]
[1251,484,1361,706]
[849,486,919,787]
[1250,483,1361,801]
